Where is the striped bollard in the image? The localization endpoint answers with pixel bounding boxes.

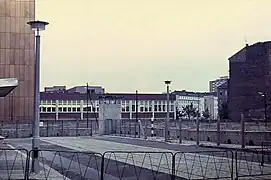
[151,118,154,137]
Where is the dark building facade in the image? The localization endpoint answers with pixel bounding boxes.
[0,1,35,121]
[229,42,271,121]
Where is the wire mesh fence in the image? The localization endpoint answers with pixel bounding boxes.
[235,149,271,179]
[0,148,28,180]
[101,151,173,180]
[1,148,271,179]
[174,150,234,179]
[28,149,103,180]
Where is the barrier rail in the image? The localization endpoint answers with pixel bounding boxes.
[28,149,102,180]
[235,149,271,179]
[101,151,173,180]
[0,148,28,180]
[174,150,234,180]
[1,148,271,179]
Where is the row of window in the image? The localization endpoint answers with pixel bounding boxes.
[40,104,175,113]
[40,100,175,106]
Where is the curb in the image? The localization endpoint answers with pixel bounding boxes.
[200,144,266,153]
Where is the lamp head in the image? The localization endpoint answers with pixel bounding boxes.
[164,80,171,85]
[27,20,49,31]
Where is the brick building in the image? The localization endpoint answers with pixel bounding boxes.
[229,42,271,121]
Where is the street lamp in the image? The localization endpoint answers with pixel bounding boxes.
[164,80,171,142]
[27,20,49,173]
[258,91,267,127]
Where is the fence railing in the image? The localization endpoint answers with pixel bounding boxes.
[0,148,28,180]
[1,148,271,180]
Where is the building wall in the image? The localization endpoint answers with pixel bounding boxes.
[209,76,228,93]
[0,0,35,121]
[229,42,271,121]
[204,95,218,119]
[176,94,204,117]
[40,98,176,120]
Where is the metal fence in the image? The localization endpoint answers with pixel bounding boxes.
[174,150,234,179]
[235,149,271,179]
[2,148,271,179]
[0,148,28,180]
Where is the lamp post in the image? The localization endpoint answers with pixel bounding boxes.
[164,80,171,142]
[258,92,267,127]
[27,20,49,173]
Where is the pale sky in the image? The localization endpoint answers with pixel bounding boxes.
[36,0,271,93]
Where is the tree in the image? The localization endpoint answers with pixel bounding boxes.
[219,102,229,119]
[202,107,210,119]
[182,103,197,120]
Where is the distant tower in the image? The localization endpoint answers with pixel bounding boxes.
[98,96,122,135]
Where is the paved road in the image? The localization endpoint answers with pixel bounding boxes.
[3,136,271,180]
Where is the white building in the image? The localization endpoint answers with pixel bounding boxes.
[173,90,218,119]
[173,90,204,117]
[204,95,218,119]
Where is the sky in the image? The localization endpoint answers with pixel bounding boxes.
[36,0,271,93]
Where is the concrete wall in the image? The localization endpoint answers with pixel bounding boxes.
[0,120,98,138]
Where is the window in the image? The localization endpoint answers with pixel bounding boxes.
[162,105,166,111]
[77,107,80,112]
[68,107,71,112]
[47,107,51,112]
[42,107,46,112]
[63,107,67,112]
[122,106,125,112]
[154,105,158,112]
[144,106,148,112]
[149,106,152,112]
[170,105,174,112]
[158,105,162,112]
[126,106,129,112]
[96,107,99,112]
[72,107,76,112]
[52,107,56,112]
[132,105,135,112]
[58,100,62,105]
[140,106,144,112]
[58,107,62,112]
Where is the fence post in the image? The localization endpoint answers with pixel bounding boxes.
[240,113,245,149]
[15,120,18,138]
[196,118,200,145]
[261,141,264,166]
[217,117,221,146]
[46,120,49,137]
[62,119,64,136]
[235,150,238,180]
[100,153,105,180]
[25,150,31,180]
[171,153,175,180]
[151,118,154,137]
[179,118,182,144]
